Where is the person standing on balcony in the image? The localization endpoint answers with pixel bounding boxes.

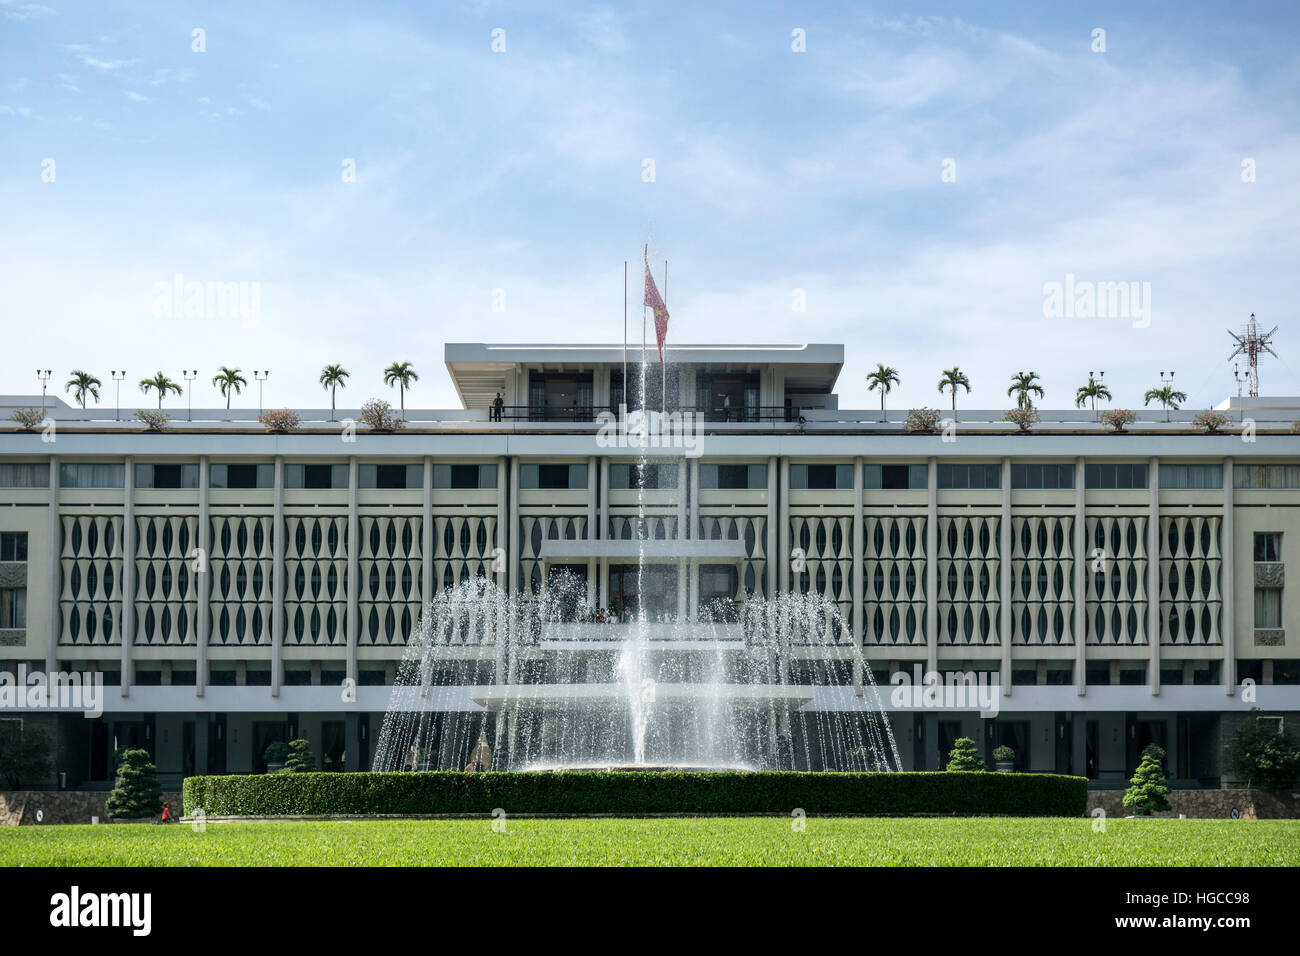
[491,392,504,422]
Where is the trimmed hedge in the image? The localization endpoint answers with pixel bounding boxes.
[184,771,1086,818]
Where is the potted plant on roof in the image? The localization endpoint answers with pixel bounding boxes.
[1191,410,1231,434]
[905,407,941,434]
[1099,408,1137,433]
[993,745,1015,773]
[263,741,289,774]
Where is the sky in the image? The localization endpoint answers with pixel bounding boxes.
[1,0,1298,412]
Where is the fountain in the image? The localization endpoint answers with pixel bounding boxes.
[373,351,901,774]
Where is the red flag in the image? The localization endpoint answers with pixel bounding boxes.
[643,251,669,363]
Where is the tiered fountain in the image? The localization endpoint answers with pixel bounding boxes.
[374,355,900,773]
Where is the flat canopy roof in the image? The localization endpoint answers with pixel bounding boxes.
[445,343,844,409]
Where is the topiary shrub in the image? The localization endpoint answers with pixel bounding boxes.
[9,408,43,432]
[263,741,289,772]
[946,737,985,772]
[993,745,1014,762]
[106,748,163,820]
[283,739,316,773]
[1123,744,1171,815]
[184,770,1088,818]
[0,724,52,788]
[1099,408,1137,432]
[1227,712,1300,791]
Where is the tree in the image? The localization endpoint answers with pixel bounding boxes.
[383,361,419,414]
[1007,371,1044,410]
[1074,373,1111,420]
[1123,743,1171,815]
[945,737,985,772]
[1226,712,1300,791]
[937,366,970,411]
[211,366,247,410]
[1143,384,1188,422]
[105,748,163,820]
[866,364,900,416]
[138,372,182,409]
[0,724,53,789]
[283,739,317,773]
[319,364,350,419]
[64,370,102,409]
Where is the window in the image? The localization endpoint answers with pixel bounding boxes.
[210,463,274,489]
[864,464,927,490]
[0,533,27,562]
[1010,464,1074,489]
[0,463,49,488]
[433,464,498,489]
[789,464,853,490]
[1255,588,1282,629]
[937,464,1001,489]
[285,464,349,489]
[135,463,199,489]
[0,588,25,628]
[1085,463,1148,489]
[1235,464,1300,489]
[699,463,767,490]
[519,463,588,490]
[609,463,678,490]
[1254,532,1281,563]
[1159,464,1223,489]
[59,463,125,488]
[359,464,422,489]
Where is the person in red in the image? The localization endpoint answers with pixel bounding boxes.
[161,805,171,823]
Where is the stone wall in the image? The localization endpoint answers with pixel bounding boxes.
[0,790,183,825]
[1087,788,1300,819]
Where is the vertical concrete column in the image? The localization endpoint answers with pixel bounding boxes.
[1074,457,1087,696]
[196,455,210,697]
[1222,457,1235,695]
[194,711,209,775]
[508,458,520,594]
[1072,711,1087,777]
[923,712,939,771]
[45,455,59,678]
[852,456,864,695]
[422,456,433,604]
[766,456,778,598]
[346,456,359,685]
[1000,457,1012,696]
[598,456,609,607]
[496,456,508,590]
[271,455,284,698]
[925,457,938,676]
[587,455,598,604]
[778,457,790,594]
[345,712,361,772]
[120,456,135,697]
[689,458,699,541]
[677,458,687,620]
[1148,457,1161,694]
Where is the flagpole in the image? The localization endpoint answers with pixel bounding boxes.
[661,259,668,412]
[626,257,631,408]
[642,245,647,412]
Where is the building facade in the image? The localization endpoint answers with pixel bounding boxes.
[1,343,1297,787]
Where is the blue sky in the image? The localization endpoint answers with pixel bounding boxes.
[1,0,1298,411]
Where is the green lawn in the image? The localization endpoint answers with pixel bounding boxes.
[2,817,1297,866]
